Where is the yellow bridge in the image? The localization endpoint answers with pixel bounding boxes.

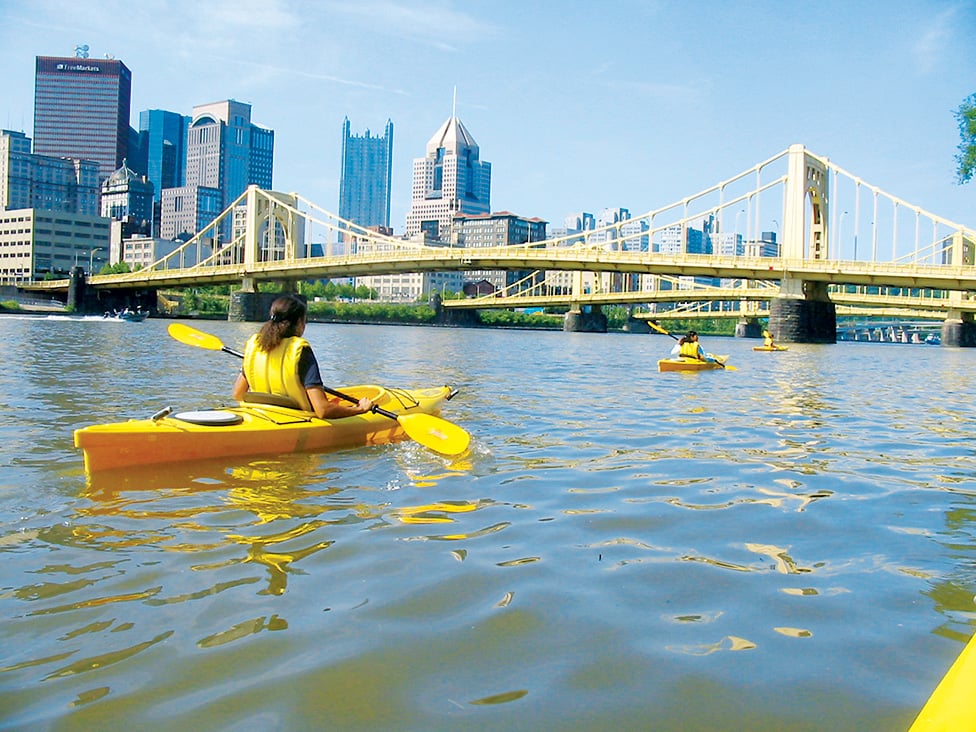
[25,144,976,344]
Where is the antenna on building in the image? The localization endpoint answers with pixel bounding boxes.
[74,44,90,58]
[452,86,457,119]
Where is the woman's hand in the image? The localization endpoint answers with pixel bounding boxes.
[356,397,374,414]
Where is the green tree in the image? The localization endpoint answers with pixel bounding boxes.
[100,261,134,275]
[954,94,976,184]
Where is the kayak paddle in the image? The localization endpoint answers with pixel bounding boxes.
[648,321,737,370]
[167,322,471,456]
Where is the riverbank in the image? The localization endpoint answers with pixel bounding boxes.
[0,297,744,337]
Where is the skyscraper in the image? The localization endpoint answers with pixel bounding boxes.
[339,118,393,230]
[185,100,274,211]
[32,53,132,182]
[405,114,490,239]
[136,109,190,204]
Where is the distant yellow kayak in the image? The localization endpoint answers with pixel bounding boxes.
[658,355,731,372]
[753,345,789,351]
[910,632,976,731]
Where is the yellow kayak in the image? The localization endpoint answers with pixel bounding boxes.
[658,355,730,372]
[74,384,458,473]
[910,632,976,731]
[753,345,788,351]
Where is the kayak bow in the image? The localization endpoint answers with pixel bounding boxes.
[910,631,976,731]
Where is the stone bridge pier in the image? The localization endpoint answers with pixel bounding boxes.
[768,280,836,343]
[563,305,607,333]
[429,294,480,326]
[734,317,762,338]
[941,311,976,347]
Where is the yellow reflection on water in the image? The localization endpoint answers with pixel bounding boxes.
[73,451,485,598]
[392,500,486,525]
[43,629,174,680]
[73,454,385,597]
[198,614,288,648]
[745,542,813,574]
[70,686,110,707]
[667,635,758,656]
[468,689,528,705]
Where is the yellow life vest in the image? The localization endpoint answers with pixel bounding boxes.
[679,340,701,359]
[242,334,313,411]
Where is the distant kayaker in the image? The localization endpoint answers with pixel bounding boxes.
[232,294,374,418]
[763,329,776,348]
[672,330,712,361]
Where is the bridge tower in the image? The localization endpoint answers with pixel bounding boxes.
[767,144,837,343]
[229,186,307,321]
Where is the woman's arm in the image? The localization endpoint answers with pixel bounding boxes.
[306,387,373,419]
[232,372,249,401]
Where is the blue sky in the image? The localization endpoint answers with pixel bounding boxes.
[1,0,973,234]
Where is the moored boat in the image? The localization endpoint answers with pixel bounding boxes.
[657,355,730,372]
[74,384,458,473]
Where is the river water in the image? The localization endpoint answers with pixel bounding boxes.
[0,314,974,731]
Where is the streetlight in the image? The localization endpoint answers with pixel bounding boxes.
[89,247,103,275]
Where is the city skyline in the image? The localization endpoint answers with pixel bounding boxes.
[1,0,974,237]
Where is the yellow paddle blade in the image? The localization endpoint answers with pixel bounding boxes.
[168,322,226,352]
[648,321,670,336]
[398,413,471,456]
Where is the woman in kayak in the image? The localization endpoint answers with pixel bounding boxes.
[762,329,776,348]
[671,330,714,362]
[232,294,374,418]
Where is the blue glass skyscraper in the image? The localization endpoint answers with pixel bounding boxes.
[339,118,393,230]
[137,109,190,204]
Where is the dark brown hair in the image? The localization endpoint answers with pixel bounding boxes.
[256,295,307,351]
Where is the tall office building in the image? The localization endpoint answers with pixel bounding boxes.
[339,118,393,230]
[0,130,100,215]
[185,99,274,211]
[136,110,190,203]
[405,114,490,239]
[32,54,132,182]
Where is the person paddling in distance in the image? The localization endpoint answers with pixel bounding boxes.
[671,330,715,362]
[762,328,776,349]
[232,294,374,418]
